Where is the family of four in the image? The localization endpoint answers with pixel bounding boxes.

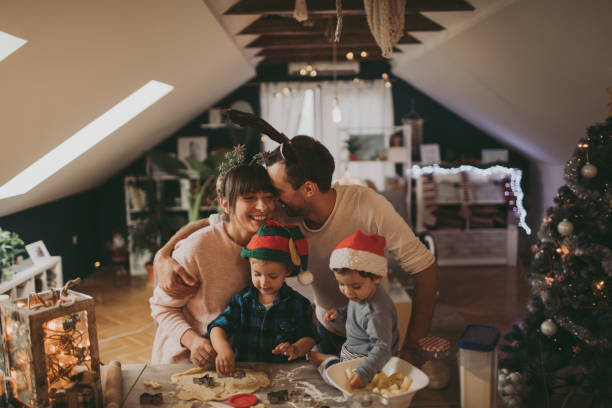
[149,134,437,388]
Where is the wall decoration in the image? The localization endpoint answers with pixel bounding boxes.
[25,241,50,264]
[419,144,441,165]
[481,148,509,164]
[177,137,207,163]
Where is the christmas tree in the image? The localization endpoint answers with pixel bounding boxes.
[498,117,611,407]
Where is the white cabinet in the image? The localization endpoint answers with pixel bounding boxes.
[0,256,63,300]
[414,166,522,266]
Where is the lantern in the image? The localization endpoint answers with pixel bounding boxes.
[0,280,101,407]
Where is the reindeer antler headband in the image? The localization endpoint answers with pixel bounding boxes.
[223,109,289,145]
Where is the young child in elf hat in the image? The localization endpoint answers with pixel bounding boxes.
[308,230,400,389]
[208,220,317,376]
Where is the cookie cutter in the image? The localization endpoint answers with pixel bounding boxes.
[193,374,215,387]
[139,392,163,405]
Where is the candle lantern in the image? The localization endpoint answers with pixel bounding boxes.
[0,280,101,407]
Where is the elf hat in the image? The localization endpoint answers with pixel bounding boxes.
[241,220,313,285]
[329,230,387,277]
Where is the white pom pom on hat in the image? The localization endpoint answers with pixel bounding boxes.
[329,230,387,277]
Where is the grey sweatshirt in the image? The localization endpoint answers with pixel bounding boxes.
[341,286,400,384]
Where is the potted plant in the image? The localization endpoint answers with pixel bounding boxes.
[147,149,226,222]
[344,136,360,161]
[0,227,25,282]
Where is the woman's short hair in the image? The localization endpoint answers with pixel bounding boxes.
[218,163,276,217]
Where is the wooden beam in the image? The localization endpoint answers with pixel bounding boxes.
[258,53,390,64]
[238,15,443,36]
[246,34,419,49]
[226,0,474,15]
[255,46,401,58]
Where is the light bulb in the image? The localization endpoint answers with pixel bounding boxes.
[346,52,354,60]
[332,98,342,123]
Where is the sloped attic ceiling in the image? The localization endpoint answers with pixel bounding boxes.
[392,0,612,164]
[0,0,254,217]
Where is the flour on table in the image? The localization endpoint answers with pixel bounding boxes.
[170,367,270,402]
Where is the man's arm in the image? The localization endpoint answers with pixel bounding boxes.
[402,262,438,361]
[154,218,209,297]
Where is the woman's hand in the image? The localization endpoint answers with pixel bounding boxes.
[215,345,235,377]
[183,332,216,367]
[272,342,298,360]
[348,372,365,389]
[323,309,337,323]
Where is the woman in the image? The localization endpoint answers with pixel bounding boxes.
[150,163,276,365]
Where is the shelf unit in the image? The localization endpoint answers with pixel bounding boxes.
[0,256,63,300]
[414,166,520,266]
[124,175,215,275]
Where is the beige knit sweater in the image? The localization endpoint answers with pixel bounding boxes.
[149,222,250,364]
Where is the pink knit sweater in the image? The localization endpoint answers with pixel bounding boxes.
[149,222,250,363]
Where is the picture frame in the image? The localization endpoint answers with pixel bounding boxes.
[177,137,207,163]
[25,240,50,263]
[419,144,441,165]
[481,148,509,164]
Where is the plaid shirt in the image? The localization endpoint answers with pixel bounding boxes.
[207,283,317,362]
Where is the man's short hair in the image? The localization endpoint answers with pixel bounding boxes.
[264,135,335,192]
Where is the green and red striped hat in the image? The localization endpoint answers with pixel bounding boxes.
[241,220,309,279]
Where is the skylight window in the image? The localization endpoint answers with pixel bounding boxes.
[0,31,27,62]
[0,80,174,199]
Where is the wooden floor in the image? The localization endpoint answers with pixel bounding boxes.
[79,263,530,365]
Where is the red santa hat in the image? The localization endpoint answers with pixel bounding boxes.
[329,230,387,277]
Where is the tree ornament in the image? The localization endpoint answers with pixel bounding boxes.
[557,218,574,236]
[540,319,558,337]
[580,162,598,179]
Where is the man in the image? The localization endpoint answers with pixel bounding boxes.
[154,135,437,360]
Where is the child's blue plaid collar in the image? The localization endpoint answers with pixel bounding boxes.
[244,283,294,305]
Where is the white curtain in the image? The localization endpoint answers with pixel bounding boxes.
[319,79,394,181]
[260,82,313,152]
[260,79,393,182]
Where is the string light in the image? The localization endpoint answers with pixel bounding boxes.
[346,51,354,60]
[360,51,368,58]
[411,164,531,234]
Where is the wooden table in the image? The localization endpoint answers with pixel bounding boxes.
[101,361,462,407]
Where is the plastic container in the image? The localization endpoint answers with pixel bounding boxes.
[458,324,500,408]
[325,357,429,408]
[418,336,451,389]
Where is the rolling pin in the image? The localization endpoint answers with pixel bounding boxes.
[104,360,123,408]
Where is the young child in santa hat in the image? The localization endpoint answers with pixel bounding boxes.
[208,220,317,376]
[308,230,400,389]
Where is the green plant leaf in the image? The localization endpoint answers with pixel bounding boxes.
[148,150,189,178]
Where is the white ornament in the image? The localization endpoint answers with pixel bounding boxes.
[557,219,574,236]
[509,372,521,384]
[498,373,508,385]
[540,319,558,337]
[503,384,515,394]
[580,162,598,179]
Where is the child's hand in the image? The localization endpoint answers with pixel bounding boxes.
[348,372,364,389]
[323,309,337,323]
[215,346,235,377]
[272,342,298,360]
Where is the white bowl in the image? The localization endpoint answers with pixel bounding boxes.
[326,357,429,407]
